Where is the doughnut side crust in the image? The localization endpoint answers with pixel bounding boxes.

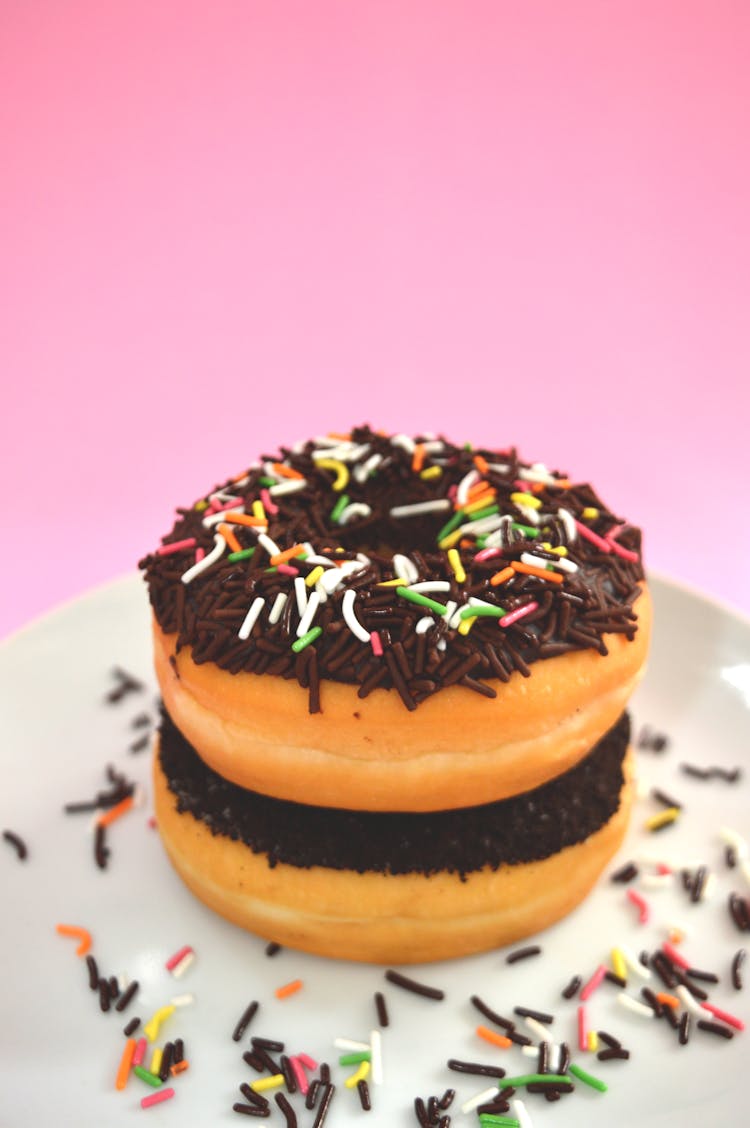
[153,741,634,964]
[153,585,650,811]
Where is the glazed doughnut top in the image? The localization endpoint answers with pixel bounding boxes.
[140,426,644,713]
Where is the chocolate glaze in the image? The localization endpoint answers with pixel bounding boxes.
[140,427,644,710]
[158,707,629,877]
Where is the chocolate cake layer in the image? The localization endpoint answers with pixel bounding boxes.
[158,708,629,878]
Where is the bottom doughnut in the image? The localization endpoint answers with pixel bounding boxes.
[153,711,634,964]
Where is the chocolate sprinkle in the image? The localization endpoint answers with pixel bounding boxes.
[2,829,28,860]
[732,948,746,990]
[697,1019,734,1039]
[158,707,630,877]
[385,969,445,1001]
[264,941,282,957]
[610,861,638,884]
[123,1016,140,1037]
[470,996,514,1030]
[140,427,644,712]
[374,991,389,1027]
[114,979,139,1012]
[506,945,542,964]
[274,1092,297,1127]
[447,1059,506,1079]
[311,1083,335,1127]
[232,1000,259,1042]
[357,1079,371,1111]
[562,975,582,999]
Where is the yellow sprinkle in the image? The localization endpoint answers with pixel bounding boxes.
[420,466,442,480]
[377,578,408,587]
[438,529,464,551]
[463,493,496,515]
[305,566,325,588]
[587,1030,599,1052]
[143,1005,176,1043]
[541,543,568,556]
[611,948,627,982]
[150,1048,163,1076]
[582,506,600,519]
[194,500,209,511]
[447,548,466,584]
[251,1074,285,1093]
[345,1060,371,1089]
[315,458,349,491]
[511,491,542,509]
[252,500,266,520]
[457,615,476,636]
[645,807,680,832]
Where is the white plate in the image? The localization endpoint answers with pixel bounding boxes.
[1,573,748,1127]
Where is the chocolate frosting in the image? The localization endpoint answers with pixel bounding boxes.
[158,707,629,877]
[140,427,644,711]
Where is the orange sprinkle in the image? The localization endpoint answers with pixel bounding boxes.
[656,992,680,1009]
[467,480,493,501]
[511,561,564,583]
[328,431,352,441]
[269,544,306,566]
[530,481,546,495]
[272,462,304,480]
[115,1038,136,1090]
[668,927,686,944]
[411,443,425,473]
[96,794,135,828]
[171,1060,190,1076]
[490,567,515,586]
[555,478,571,488]
[459,538,475,550]
[217,523,242,553]
[55,923,92,957]
[222,513,267,528]
[476,1025,512,1049]
[473,454,489,475]
[464,492,497,514]
[275,979,304,1000]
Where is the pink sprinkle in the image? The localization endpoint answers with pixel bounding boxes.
[156,538,197,557]
[662,940,691,969]
[370,631,383,656]
[580,964,607,1001]
[277,564,299,576]
[498,601,538,629]
[702,1002,745,1031]
[194,547,205,564]
[474,548,504,563]
[260,488,279,516]
[289,1056,310,1094]
[133,1038,147,1067]
[575,520,612,554]
[577,1005,587,1051]
[165,945,193,972]
[656,862,672,875]
[627,888,650,924]
[448,485,457,502]
[141,1087,175,1109]
[209,497,242,515]
[607,538,640,563]
[296,1052,318,1071]
[147,816,157,829]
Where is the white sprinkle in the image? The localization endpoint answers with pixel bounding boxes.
[257,533,280,558]
[700,873,717,902]
[304,554,335,567]
[269,478,307,497]
[548,554,579,573]
[741,859,750,887]
[557,508,577,542]
[342,589,371,644]
[719,827,749,860]
[524,1017,551,1041]
[132,785,146,808]
[512,1097,534,1128]
[518,464,556,486]
[294,577,308,617]
[415,616,435,635]
[620,945,651,980]
[333,1037,370,1052]
[515,504,540,526]
[338,502,372,525]
[521,552,552,570]
[486,461,510,474]
[468,596,502,612]
[171,951,195,979]
[170,993,194,1007]
[461,1085,500,1115]
[370,1029,383,1085]
[410,581,452,594]
[448,607,463,630]
[677,985,705,1016]
[201,506,246,528]
[617,992,655,1019]
[312,435,349,449]
[390,433,415,455]
[390,500,451,518]
[456,468,480,506]
[268,592,288,626]
[238,597,265,640]
[521,1044,538,1058]
[442,599,457,624]
[354,452,383,482]
[437,637,447,651]
[181,534,226,584]
[455,515,507,536]
[296,591,321,637]
[641,872,674,890]
[393,554,419,585]
[312,442,370,463]
[317,567,347,597]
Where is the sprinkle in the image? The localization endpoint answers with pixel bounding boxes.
[510,561,563,583]
[645,807,680,832]
[384,969,445,1000]
[501,1073,571,1089]
[701,1002,745,1031]
[461,1086,501,1114]
[447,548,466,583]
[150,1048,163,1077]
[338,502,371,525]
[568,1062,607,1092]
[577,1006,587,1051]
[115,1038,136,1090]
[289,1057,310,1095]
[341,589,371,643]
[617,992,655,1019]
[269,544,306,566]
[369,630,383,656]
[143,1005,175,1042]
[251,1074,285,1093]
[390,499,451,518]
[330,493,350,523]
[275,979,303,1000]
[676,985,705,1016]
[133,1065,162,1088]
[732,949,746,989]
[268,592,288,625]
[587,1030,599,1052]
[562,975,582,999]
[411,581,452,594]
[260,488,278,515]
[294,576,308,617]
[2,829,28,860]
[506,945,542,964]
[662,941,691,969]
[316,458,350,491]
[291,627,322,653]
[334,1038,370,1052]
[345,1061,370,1089]
[580,965,607,1001]
[181,532,226,584]
[395,586,447,616]
[621,945,651,979]
[574,520,611,554]
[217,522,243,553]
[720,827,749,859]
[95,794,134,828]
[141,1088,175,1109]
[170,993,194,1006]
[627,888,650,924]
[123,1017,140,1037]
[218,512,266,528]
[448,1060,506,1079]
[420,465,442,481]
[697,1019,734,1039]
[133,1039,147,1066]
[156,538,196,556]
[611,861,638,883]
[165,945,193,972]
[477,1025,513,1049]
[55,923,92,956]
[370,1029,383,1085]
[611,949,627,981]
[498,602,539,629]
[511,1099,534,1128]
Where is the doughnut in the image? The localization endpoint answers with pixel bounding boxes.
[141,427,649,812]
[141,427,649,961]
[154,708,635,964]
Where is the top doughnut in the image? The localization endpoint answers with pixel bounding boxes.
[141,425,645,713]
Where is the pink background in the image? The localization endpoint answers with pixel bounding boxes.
[2,1,749,637]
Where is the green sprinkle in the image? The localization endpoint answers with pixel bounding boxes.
[395,587,447,616]
[568,1063,607,1092]
[259,476,276,487]
[228,547,255,562]
[436,509,465,542]
[330,493,350,523]
[479,1117,520,1128]
[338,1051,371,1066]
[500,1074,571,1089]
[476,535,488,548]
[511,522,539,538]
[291,626,323,653]
[133,1066,162,1088]
[264,566,279,573]
[465,503,499,522]
[459,604,506,620]
[193,500,209,512]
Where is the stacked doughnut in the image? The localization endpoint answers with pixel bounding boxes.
[141,427,650,963]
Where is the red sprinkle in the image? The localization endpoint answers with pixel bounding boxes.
[701,1002,745,1031]
[662,941,691,970]
[165,945,193,972]
[627,888,650,924]
[577,1005,587,1051]
[580,965,607,1001]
